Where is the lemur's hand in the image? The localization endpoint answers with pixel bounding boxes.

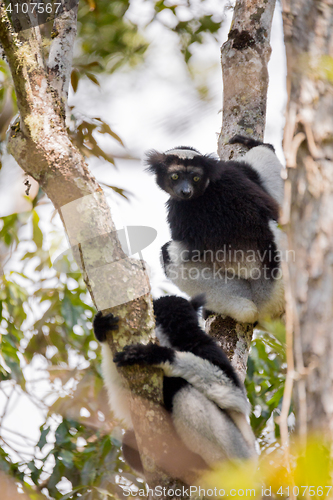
[93,311,119,342]
[114,343,173,367]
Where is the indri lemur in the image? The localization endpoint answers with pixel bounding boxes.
[146,135,284,323]
[93,294,256,475]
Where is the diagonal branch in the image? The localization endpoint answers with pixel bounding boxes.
[0,5,186,494]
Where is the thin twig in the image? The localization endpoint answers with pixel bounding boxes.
[1,426,37,444]
[0,383,16,426]
[279,257,295,468]
[78,242,98,310]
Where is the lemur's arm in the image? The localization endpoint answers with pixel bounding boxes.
[229,134,275,152]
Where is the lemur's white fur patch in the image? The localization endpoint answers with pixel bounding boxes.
[241,146,284,206]
[101,344,132,428]
[166,148,200,159]
[159,351,250,416]
[172,386,256,463]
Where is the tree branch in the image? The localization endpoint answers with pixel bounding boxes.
[219,0,276,159]
[207,0,277,379]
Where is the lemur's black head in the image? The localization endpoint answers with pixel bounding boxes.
[145,147,222,201]
[153,294,206,349]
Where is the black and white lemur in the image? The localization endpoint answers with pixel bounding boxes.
[93,294,256,475]
[146,135,285,324]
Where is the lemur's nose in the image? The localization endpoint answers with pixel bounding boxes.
[181,188,192,198]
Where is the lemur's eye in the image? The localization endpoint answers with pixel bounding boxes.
[171,173,179,181]
[193,176,200,182]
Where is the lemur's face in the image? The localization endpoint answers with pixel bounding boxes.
[161,164,209,201]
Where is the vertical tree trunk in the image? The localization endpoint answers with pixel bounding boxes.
[207,0,276,382]
[282,0,333,440]
[219,0,276,159]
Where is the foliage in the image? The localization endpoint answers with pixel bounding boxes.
[0,0,225,173]
[246,321,289,450]
[0,212,142,499]
[152,1,222,63]
[76,0,224,73]
[77,0,149,74]
[202,437,333,500]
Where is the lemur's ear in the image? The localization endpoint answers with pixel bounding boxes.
[190,294,206,311]
[144,150,166,174]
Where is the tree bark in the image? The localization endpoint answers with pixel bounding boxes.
[207,0,277,383]
[219,0,276,159]
[282,0,333,442]
[0,4,187,495]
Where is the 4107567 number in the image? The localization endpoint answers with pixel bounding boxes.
[5,3,62,14]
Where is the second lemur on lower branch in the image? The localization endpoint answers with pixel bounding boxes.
[146,135,285,324]
[93,295,256,479]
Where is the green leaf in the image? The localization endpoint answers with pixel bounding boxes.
[71,69,80,93]
[81,458,97,485]
[47,461,63,496]
[32,210,43,249]
[85,72,100,86]
[61,295,79,329]
[59,450,74,469]
[55,421,70,446]
[37,426,50,451]
[27,460,41,485]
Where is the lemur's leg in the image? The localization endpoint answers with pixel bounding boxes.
[162,241,259,323]
[229,134,275,152]
[115,344,248,415]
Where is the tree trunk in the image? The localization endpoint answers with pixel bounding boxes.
[0,4,186,495]
[207,0,276,383]
[282,0,333,441]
